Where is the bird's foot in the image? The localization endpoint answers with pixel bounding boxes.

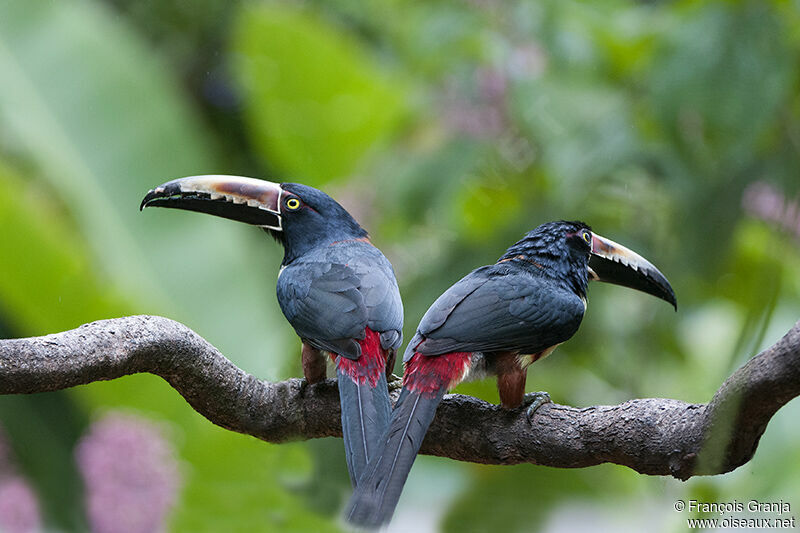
[523,391,551,423]
[387,373,404,391]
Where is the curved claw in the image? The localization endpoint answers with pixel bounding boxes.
[524,391,552,423]
[387,373,403,392]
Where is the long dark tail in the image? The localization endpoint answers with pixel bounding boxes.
[335,328,394,486]
[345,385,445,528]
[336,364,391,486]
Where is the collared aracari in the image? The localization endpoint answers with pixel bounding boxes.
[140,175,403,486]
[346,220,676,527]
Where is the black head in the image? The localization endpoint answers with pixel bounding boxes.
[500,220,676,308]
[500,220,594,297]
[276,183,367,263]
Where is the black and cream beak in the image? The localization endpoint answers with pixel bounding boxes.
[140,175,284,231]
[589,234,677,310]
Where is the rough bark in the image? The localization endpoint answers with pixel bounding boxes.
[1,315,798,479]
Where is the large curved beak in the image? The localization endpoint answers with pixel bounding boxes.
[588,234,677,310]
[140,175,283,231]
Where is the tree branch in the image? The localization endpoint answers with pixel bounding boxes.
[1,315,798,479]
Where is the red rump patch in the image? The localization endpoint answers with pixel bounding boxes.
[334,328,386,388]
[404,352,472,398]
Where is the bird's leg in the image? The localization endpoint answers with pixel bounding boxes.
[383,348,403,391]
[494,352,527,409]
[384,348,397,379]
[494,351,552,420]
[301,342,327,384]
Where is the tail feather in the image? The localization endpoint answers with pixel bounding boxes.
[345,387,445,528]
[337,367,391,486]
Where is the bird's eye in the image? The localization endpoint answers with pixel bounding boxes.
[285,197,301,210]
[582,231,592,245]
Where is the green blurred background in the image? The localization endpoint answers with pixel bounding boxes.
[1,0,799,531]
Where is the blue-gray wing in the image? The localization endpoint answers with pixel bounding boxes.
[401,268,489,362]
[277,243,403,359]
[406,266,585,360]
[354,260,403,351]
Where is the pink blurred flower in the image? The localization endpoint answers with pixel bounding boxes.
[76,413,180,533]
[0,477,42,533]
[0,429,42,533]
[443,66,508,138]
[441,44,546,140]
[742,181,800,240]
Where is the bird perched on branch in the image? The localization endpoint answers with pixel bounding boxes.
[346,220,676,528]
[141,175,403,486]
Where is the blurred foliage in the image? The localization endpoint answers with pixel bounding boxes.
[1,0,799,531]
[232,3,409,185]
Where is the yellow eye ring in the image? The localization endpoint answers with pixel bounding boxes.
[285,197,301,210]
[582,232,591,244]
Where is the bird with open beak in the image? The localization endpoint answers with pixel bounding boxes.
[346,220,676,528]
[141,175,403,487]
